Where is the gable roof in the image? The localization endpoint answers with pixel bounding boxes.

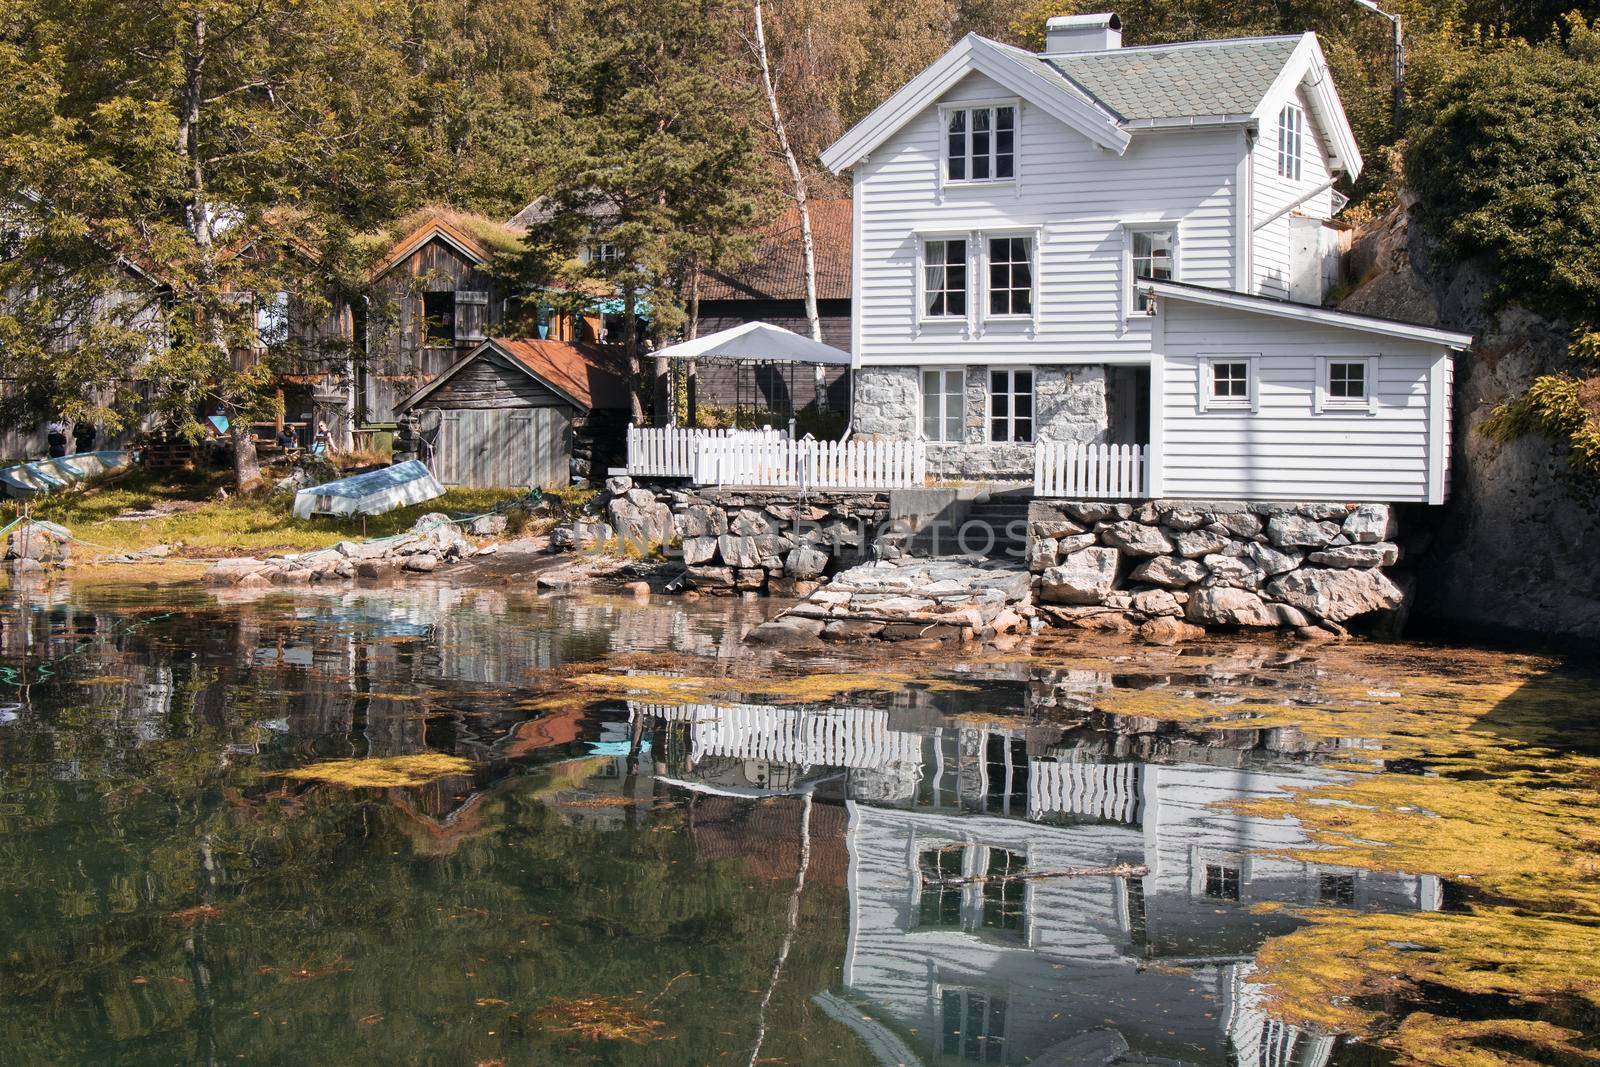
[395,337,631,414]
[1148,280,1474,349]
[820,33,1130,173]
[697,200,852,303]
[823,30,1361,178]
[1048,35,1300,121]
[365,210,525,281]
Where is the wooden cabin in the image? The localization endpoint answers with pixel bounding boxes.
[361,211,523,426]
[394,337,630,488]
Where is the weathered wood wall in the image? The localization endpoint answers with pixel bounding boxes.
[364,236,505,424]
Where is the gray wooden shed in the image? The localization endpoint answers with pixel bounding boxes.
[394,337,629,489]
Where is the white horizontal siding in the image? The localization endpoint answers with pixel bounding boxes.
[856,70,1241,367]
[1159,300,1443,502]
[1253,84,1335,299]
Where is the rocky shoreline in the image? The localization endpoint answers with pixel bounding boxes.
[201,514,487,587]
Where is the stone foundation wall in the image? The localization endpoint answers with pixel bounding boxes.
[853,365,1108,479]
[1028,498,1405,638]
[589,478,893,597]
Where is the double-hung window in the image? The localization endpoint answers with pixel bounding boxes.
[921,368,965,442]
[922,238,967,319]
[1278,104,1304,180]
[987,236,1033,317]
[1129,228,1174,313]
[989,369,1033,443]
[946,105,1016,183]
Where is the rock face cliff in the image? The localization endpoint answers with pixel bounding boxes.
[1341,198,1600,642]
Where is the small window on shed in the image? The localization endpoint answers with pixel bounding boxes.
[1211,362,1249,400]
[1204,863,1241,901]
[422,292,456,345]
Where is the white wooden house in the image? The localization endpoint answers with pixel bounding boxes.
[821,12,1473,502]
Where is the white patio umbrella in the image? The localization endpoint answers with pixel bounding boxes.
[654,321,851,428]
[654,320,851,364]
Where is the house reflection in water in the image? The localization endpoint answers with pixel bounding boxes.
[622,697,1440,1067]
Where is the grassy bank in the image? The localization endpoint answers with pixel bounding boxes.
[2,468,526,559]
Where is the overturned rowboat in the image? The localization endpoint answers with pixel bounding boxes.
[0,450,134,501]
[291,459,445,520]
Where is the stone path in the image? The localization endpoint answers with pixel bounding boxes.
[747,557,1033,645]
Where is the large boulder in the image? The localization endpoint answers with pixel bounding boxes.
[1266,514,1341,549]
[1040,547,1119,605]
[1244,541,1304,576]
[681,536,719,565]
[1202,553,1266,591]
[680,504,728,538]
[1129,555,1206,588]
[1098,521,1173,556]
[1266,567,1404,622]
[608,497,672,547]
[1186,587,1276,627]
[6,520,71,563]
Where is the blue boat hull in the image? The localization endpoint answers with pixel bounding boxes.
[0,450,133,500]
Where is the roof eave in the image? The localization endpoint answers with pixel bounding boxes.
[1147,281,1473,349]
[1124,114,1257,130]
[1253,33,1364,180]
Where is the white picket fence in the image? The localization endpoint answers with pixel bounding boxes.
[693,436,927,489]
[626,425,785,478]
[1033,442,1147,498]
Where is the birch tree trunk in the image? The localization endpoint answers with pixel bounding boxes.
[752,0,821,344]
[177,9,262,490]
[622,284,645,423]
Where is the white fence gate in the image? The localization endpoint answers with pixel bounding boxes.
[1033,442,1147,499]
[693,437,926,489]
[625,425,785,478]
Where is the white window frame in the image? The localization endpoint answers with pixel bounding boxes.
[981,232,1037,322]
[920,367,967,443]
[1315,355,1378,415]
[1278,103,1304,181]
[987,367,1035,443]
[1122,222,1178,319]
[1198,355,1259,413]
[907,834,1033,945]
[916,234,971,324]
[939,100,1021,188]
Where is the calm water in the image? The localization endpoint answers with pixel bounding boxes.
[0,577,1595,1066]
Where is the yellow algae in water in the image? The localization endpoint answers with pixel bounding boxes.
[278,754,471,788]
[533,668,974,710]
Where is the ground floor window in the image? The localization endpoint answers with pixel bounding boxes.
[942,988,1008,1063]
[921,368,964,441]
[988,368,1033,442]
[1316,355,1376,414]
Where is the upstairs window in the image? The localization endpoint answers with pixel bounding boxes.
[255,291,290,348]
[1328,360,1367,401]
[946,105,1016,183]
[1204,863,1241,900]
[590,241,621,265]
[455,290,489,342]
[1278,104,1304,180]
[1129,228,1174,313]
[916,846,966,929]
[987,236,1033,317]
[922,238,967,318]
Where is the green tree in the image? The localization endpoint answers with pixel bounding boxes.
[0,0,429,487]
[517,0,767,423]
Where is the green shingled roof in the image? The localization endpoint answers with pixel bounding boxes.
[1047,36,1302,121]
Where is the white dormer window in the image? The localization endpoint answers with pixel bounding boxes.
[1278,104,1304,180]
[945,104,1016,183]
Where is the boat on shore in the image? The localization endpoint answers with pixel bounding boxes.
[0,450,134,501]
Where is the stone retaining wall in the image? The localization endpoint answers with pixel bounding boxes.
[1028,498,1406,639]
[588,477,894,597]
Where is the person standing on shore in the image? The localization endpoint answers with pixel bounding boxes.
[73,421,96,454]
[46,421,68,458]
